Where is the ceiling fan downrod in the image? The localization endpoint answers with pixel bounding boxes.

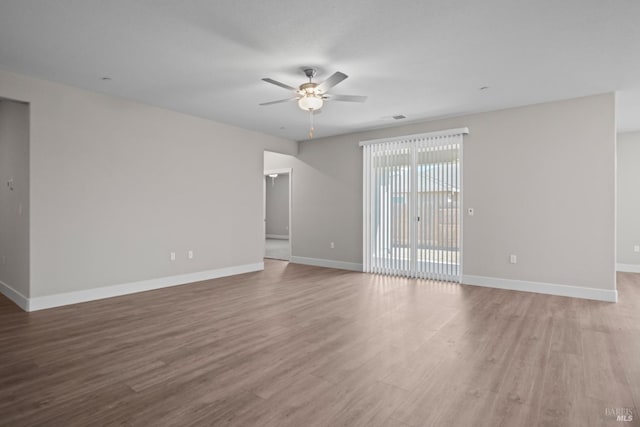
[303,68,317,82]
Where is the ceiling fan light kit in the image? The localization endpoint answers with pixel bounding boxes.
[260,67,367,138]
[298,94,323,111]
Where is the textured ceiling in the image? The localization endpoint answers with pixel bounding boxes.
[1,0,639,141]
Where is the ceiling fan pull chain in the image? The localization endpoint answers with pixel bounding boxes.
[309,110,314,138]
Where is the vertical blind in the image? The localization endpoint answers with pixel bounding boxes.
[360,128,468,282]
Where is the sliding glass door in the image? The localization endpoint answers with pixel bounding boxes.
[362,129,466,282]
[369,142,413,276]
[414,139,460,280]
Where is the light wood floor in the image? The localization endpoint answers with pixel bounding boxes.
[1,261,639,426]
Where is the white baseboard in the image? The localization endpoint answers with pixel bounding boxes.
[26,262,264,312]
[290,256,363,272]
[616,263,640,273]
[266,234,289,240]
[0,280,30,311]
[7,263,619,312]
[462,275,617,303]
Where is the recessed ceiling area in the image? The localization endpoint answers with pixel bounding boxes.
[0,0,638,141]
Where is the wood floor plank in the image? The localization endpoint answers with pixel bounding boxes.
[581,329,636,407]
[612,329,640,411]
[0,260,638,426]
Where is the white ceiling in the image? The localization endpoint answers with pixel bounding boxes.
[1,0,639,141]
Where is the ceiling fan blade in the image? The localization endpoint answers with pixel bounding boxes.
[325,94,368,103]
[262,78,297,91]
[259,97,298,106]
[317,72,348,92]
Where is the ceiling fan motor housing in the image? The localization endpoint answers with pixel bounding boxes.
[299,82,320,95]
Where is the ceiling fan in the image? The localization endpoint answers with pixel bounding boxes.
[260,68,367,138]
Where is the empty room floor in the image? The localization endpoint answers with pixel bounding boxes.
[0,261,639,426]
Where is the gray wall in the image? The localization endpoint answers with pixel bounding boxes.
[0,69,297,298]
[272,94,616,292]
[0,99,30,297]
[617,131,640,267]
[265,173,289,238]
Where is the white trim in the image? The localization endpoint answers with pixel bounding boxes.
[290,256,363,272]
[263,171,266,249]
[616,263,640,273]
[27,263,264,312]
[459,131,465,279]
[462,275,617,303]
[266,234,289,240]
[0,280,30,311]
[264,168,292,176]
[359,127,470,147]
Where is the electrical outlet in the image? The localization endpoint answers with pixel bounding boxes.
[170,252,176,261]
[188,250,194,259]
[634,245,640,253]
[509,254,517,264]
[330,242,335,249]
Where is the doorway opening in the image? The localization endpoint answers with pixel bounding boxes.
[0,97,30,309]
[264,168,291,261]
